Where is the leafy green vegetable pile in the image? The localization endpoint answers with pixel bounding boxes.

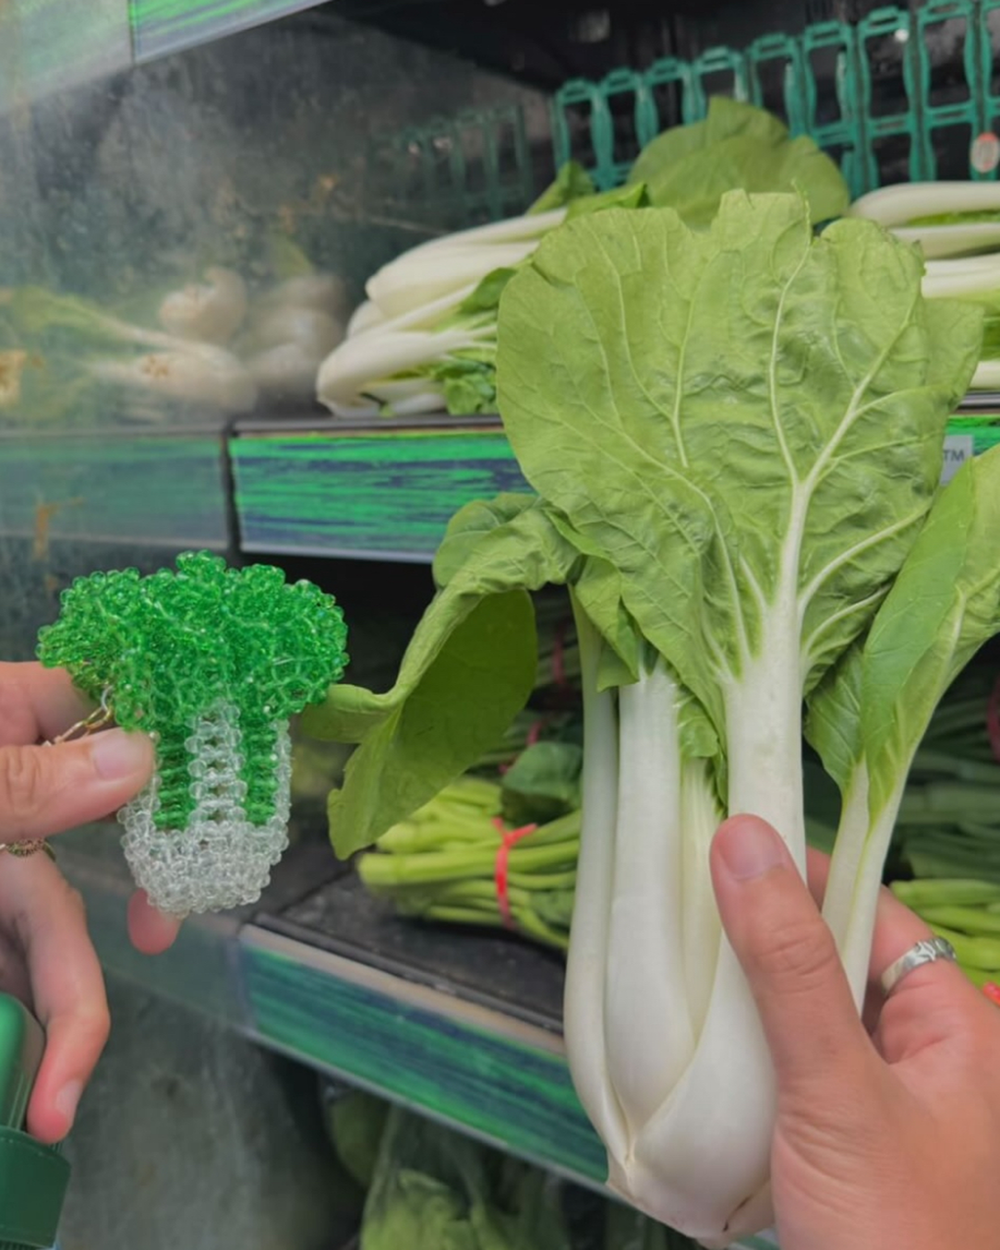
[358,766,579,951]
[307,187,1000,1244]
[887,663,1000,882]
[892,878,1000,990]
[328,1090,697,1250]
[335,1097,573,1250]
[316,99,848,419]
[0,266,346,425]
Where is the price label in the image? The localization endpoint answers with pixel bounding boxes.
[971,132,1000,175]
[942,433,974,484]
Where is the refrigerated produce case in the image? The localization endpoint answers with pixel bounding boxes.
[4,2,1000,1247]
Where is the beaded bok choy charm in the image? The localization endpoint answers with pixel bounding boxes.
[37,551,348,917]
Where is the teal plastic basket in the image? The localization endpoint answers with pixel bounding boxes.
[552,0,1000,197]
[376,0,1000,223]
[366,102,536,229]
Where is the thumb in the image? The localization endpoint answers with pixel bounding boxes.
[0,729,154,841]
[711,815,872,1096]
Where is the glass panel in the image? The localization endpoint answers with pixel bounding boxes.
[0,5,547,434]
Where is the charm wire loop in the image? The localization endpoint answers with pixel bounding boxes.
[43,688,114,747]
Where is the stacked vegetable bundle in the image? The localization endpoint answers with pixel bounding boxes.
[317,98,849,418]
[0,261,348,424]
[890,663,1000,882]
[358,761,580,952]
[876,661,1000,991]
[356,592,582,949]
[308,185,1000,1246]
[327,1088,699,1250]
[892,879,1000,991]
[850,183,1000,390]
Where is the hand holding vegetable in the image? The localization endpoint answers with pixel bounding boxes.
[0,660,174,1144]
[713,814,1000,1250]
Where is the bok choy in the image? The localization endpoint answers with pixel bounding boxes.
[305,191,996,1245]
[317,99,848,419]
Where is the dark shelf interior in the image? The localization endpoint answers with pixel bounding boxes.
[319,0,883,90]
[257,870,567,1035]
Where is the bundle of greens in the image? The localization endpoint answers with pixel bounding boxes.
[358,760,580,951]
[891,878,1000,990]
[888,663,1000,882]
[0,278,258,424]
[307,189,1000,1245]
[316,99,848,419]
[0,263,347,425]
[849,182,1000,390]
[848,181,1000,259]
[328,1090,699,1250]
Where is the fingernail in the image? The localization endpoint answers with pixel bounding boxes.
[90,729,151,781]
[55,1080,82,1125]
[716,816,787,881]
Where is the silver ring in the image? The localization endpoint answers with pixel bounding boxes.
[880,936,957,996]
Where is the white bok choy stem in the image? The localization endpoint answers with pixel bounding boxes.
[563,602,627,1163]
[850,182,1000,258]
[603,657,693,1133]
[566,606,775,1246]
[490,195,981,1245]
[849,180,1000,224]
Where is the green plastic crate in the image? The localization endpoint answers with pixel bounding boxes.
[377,0,1000,223]
[553,0,1000,196]
[366,103,536,229]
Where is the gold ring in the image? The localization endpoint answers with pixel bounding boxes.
[0,841,55,861]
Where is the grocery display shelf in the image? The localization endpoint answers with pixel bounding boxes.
[230,415,529,561]
[4,406,997,559]
[0,429,231,551]
[244,872,600,1180]
[62,831,780,1248]
[231,408,1000,562]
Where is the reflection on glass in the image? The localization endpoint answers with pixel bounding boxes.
[0,6,546,432]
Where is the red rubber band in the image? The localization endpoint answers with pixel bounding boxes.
[493,817,537,928]
[983,982,1000,1007]
[987,676,1000,763]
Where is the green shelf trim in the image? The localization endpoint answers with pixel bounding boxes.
[231,416,1000,561]
[129,0,326,61]
[0,434,229,549]
[231,428,528,559]
[240,931,608,1184]
[240,931,780,1249]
